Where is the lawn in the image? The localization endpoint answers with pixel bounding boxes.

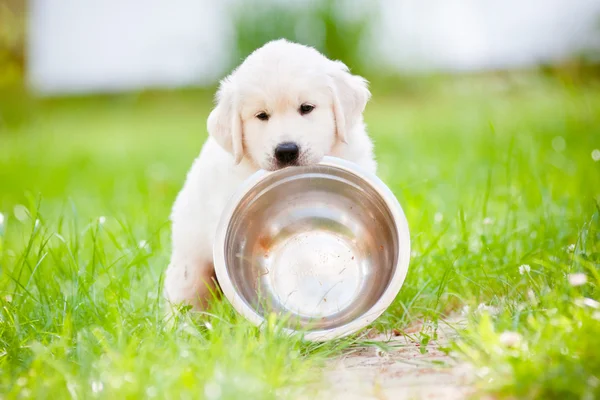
[1,74,599,399]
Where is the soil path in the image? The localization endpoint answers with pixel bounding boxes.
[315,318,474,400]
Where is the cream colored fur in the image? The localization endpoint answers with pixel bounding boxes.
[164,39,376,310]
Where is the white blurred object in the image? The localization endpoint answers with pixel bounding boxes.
[28,0,600,94]
[375,0,600,72]
[28,0,234,94]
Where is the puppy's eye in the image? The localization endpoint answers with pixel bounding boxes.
[299,103,315,115]
[255,111,269,121]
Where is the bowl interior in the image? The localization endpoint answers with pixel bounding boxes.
[223,164,400,331]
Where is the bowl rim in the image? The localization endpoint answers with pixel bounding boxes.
[213,156,411,341]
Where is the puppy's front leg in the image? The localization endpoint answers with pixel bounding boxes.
[164,256,217,311]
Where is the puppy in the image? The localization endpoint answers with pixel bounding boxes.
[164,39,377,310]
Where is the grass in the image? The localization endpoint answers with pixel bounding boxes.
[1,73,599,399]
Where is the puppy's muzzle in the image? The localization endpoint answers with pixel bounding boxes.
[275,142,300,166]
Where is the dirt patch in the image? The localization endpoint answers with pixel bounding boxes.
[315,318,475,400]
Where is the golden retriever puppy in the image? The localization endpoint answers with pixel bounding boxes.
[164,39,376,310]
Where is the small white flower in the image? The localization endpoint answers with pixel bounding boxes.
[98,216,106,225]
[592,311,600,321]
[204,321,213,331]
[584,298,600,309]
[519,264,531,275]
[146,387,158,397]
[460,305,470,316]
[181,349,190,358]
[575,298,600,309]
[91,380,104,393]
[499,331,522,347]
[434,212,443,223]
[567,244,576,253]
[138,240,148,249]
[592,149,600,162]
[568,273,587,286]
[410,250,419,258]
[483,217,493,225]
[0,211,4,225]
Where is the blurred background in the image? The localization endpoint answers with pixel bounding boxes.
[1,0,599,214]
[1,0,599,95]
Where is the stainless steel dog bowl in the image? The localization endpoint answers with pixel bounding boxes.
[214,157,410,341]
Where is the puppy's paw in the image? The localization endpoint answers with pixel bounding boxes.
[164,259,218,311]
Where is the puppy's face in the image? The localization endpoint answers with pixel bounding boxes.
[208,40,370,170]
[240,78,336,170]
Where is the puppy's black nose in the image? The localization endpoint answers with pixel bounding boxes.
[275,142,299,165]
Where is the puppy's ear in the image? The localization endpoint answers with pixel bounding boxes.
[328,61,371,144]
[207,78,244,164]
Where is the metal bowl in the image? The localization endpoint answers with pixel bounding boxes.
[214,157,410,341]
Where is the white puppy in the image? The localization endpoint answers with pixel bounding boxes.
[164,39,377,310]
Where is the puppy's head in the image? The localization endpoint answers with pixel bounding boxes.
[207,39,370,170]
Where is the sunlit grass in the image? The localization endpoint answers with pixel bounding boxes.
[1,75,599,398]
